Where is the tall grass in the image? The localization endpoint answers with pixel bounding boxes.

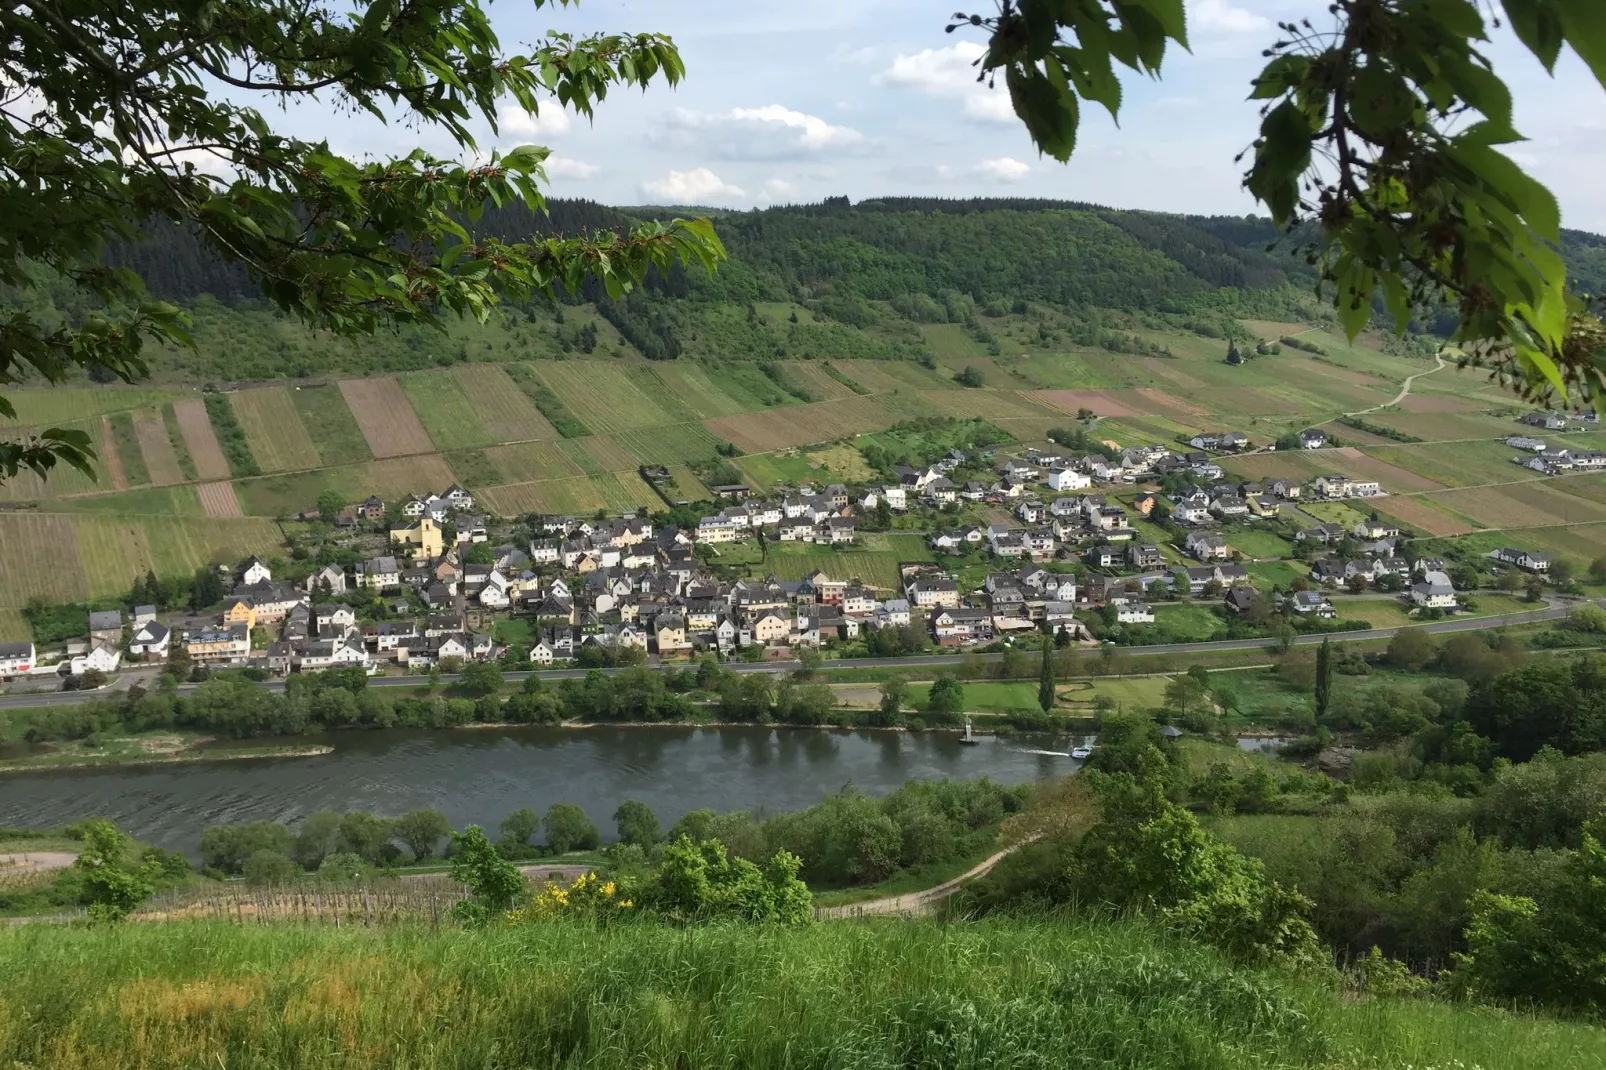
[0,915,1600,1068]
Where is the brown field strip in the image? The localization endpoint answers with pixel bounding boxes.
[97,416,128,491]
[1422,484,1602,529]
[133,409,182,485]
[703,397,899,452]
[1134,387,1212,419]
[1334,447,1445,492]
[1027,389,1145,418]
[171,398,231,480]
[229,388,320,472]
[0,514,88,605]
[1370,495,1476,536]
[454,365,556,442]
[365,455,460,499]
[197,481,244,518]
[338,377,435,458]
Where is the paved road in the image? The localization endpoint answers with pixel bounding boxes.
[0,599,1583,712]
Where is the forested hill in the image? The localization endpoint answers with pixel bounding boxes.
[116,196,1309,311]
[96,197,1606,378]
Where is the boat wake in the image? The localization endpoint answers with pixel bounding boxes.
[1014,748,1069,757]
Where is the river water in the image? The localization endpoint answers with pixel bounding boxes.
[0,726,1079,855]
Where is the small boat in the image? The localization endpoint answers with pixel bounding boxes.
[958,718,981,745]
[1070,746,1092,760]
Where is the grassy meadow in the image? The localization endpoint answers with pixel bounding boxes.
[0,916,1600,1070]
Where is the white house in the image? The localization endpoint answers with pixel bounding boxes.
[240,556,272,586]
[1116,603,1155,624]
[0,641,35,676]
[70,642,121,676]
[1047,467,1091,491]
[128,621,171,661]
[1410,570,1458,609]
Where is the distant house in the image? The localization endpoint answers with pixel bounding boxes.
[304,563,348,595]
[1490,547,1550,573]
[356,555,402,590]
[1184,531,1229,561]
[1411,570,1458,609]
[1128,543,1164,569]
[1296,523,1347,545]
[128,620,171,661]
[1288,591,1336,618]
[1521,411,1569,431]
[0,641,36,676]
[1299,428,1328,449]
[240,556,272,586]
[1047,467,1091,491]
[1223,587,1257,614]
[1507,435,1547,452]
[88,610,123,645]
[1116,603,1155,624]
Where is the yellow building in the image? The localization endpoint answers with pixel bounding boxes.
[390,516,443,561]
[222,599,258,629]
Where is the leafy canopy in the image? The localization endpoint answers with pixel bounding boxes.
[0,0,723,482]
[962,0,1606,402]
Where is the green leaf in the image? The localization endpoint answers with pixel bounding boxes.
[1558,0,1606,88]
[1501,0,1565,70]
[1006,66,1081,161]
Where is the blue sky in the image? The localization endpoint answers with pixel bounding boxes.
[291,0,1606,231]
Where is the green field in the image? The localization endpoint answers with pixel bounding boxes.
[762,545,912,589]
[106,411,150,486]
[1151,604,1227,641]
[399,371,494,451]
[736,451,824,488]
[1224,530,1295,560]
[610,422,722,465]
[534,363,678,433]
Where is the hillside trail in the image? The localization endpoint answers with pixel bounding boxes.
[815,838,1034,919]
[1345,351,1448,417]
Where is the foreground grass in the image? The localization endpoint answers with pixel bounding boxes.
[0,916,1600,1068]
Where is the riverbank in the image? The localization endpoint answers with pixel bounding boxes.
[0,733,332,774]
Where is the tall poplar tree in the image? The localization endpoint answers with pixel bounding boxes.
[1038,635,1056,715]
[1314,639,1333,720]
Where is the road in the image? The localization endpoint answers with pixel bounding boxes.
[0,599,1583,712]
[1345,351,1448,417]
[815,838,1035,919]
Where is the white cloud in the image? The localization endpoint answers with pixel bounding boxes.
[656,105,865,159]
[876,41,1015,124]
[545,156,600,180]
[1188,0,1272,34]
[498,102,572,138]
[974,157,1030,182]
[761,178,798,200]
[641,167,747,204]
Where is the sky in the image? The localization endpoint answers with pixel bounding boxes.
[284,0,1606,232]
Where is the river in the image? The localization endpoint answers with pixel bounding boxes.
[0,726,1080,855]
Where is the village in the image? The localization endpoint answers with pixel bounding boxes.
[0,410,1569,687]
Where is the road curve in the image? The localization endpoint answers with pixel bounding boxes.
[815,838,1034,919]
[0,599,1585,712]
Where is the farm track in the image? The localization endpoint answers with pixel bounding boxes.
[1344,352,1449,417]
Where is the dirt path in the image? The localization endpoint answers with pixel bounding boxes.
[0,851,76,875]
[815,840,1032,919]
[1345,351,1448,417]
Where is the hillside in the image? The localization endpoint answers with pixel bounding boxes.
[1,199,1605,643]
[1,915,1600,1070]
